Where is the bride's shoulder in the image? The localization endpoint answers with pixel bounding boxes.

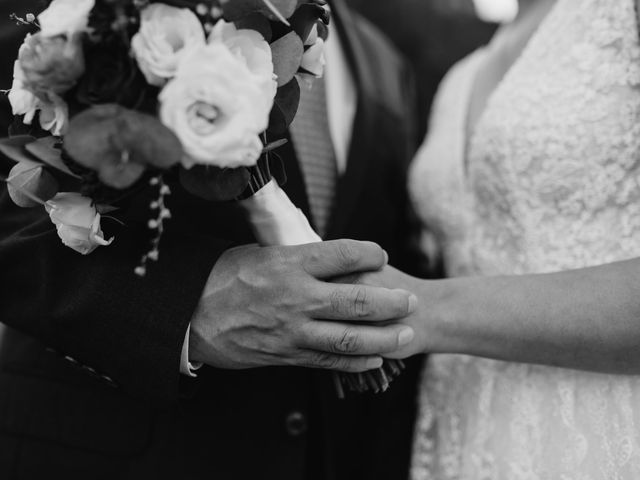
[440,48,488,90]
[427,48,488,126]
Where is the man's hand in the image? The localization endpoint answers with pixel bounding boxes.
[337,266,438,360]
[190,240,417,373]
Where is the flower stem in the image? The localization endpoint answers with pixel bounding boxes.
[261,0,291,26]
[244,155,273,197]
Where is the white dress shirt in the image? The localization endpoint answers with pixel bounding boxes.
[324,28,357,175]
[180,29,357,376]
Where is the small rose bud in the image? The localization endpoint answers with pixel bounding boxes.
[7,159,59,208]
[196,3,208,16]
[45,193,114,255]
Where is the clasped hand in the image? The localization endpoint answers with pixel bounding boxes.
[190,240,417,373]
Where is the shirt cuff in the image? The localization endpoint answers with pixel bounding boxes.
[180,323,203,377]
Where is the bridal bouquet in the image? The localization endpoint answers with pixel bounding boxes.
[1,0,403,396]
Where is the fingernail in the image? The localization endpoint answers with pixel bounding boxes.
[367,357,384,369]
[382,250,389,265]
[408,294,418,314]
[398,327,415,346]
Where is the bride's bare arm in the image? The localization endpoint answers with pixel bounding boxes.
[361,260,640,374]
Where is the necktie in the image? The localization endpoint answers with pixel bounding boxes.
[290,77,338,237]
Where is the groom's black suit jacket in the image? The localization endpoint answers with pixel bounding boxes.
[0,1,427,479]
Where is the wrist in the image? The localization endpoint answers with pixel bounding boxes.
[419,278,470,355]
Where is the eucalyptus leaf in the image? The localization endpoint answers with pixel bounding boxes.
[289,4,329,42]
[180,165,251,202]
[65,105,182,190]
[235,13,273,41]
[268,77,300,134]
[262,138,288,153]
[25,136,81,179]
[96,204,119,215]
[270,31,304,87]
[0,136,38,164]
[316,20,329,41]
[7,159,59,208]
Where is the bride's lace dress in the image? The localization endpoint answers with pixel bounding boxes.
[409,0,640,478]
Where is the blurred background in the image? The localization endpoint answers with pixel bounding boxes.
[0,0,518,138]
[0,0,32,136]
[348,0,518,135]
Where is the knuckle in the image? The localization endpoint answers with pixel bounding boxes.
[330,286,372,318]
[301,245,322,269]
[257,247,303,287]
[262,245,288,266]
[342,362,365,373]
[351,286,372,318]
[333,328,361,354]
[336,241,361,270]
[330,289,347,315]
[289,322,311,346]
[313,352,342,369]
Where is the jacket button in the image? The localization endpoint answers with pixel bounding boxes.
[285,411,307,437]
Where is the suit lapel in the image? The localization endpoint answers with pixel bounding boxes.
[325,0,378,239]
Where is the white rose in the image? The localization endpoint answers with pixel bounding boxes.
[209,20,277,109]
[301,37,325,78]
[8,58,69,136]
[45,193,113,255]
[160,43,275,169]
[299,24,326,78]
[38,97,69,136]
[38,0,95,37]
[8,60,39,124]
[131,4,206,87]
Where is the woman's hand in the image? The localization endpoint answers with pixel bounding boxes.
[336,265,446,359]
[342,259,640,376]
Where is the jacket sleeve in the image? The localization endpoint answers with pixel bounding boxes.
[0,170,232,405]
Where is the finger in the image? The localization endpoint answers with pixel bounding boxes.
[307,283,417,322]
[297,240,388,279]
[297,352,384,373]
[332,273,361,285]
[297,321,415,356]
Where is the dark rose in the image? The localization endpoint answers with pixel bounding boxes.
[18,32,85,97]
[64,104,183,189]
[75,37,158,112]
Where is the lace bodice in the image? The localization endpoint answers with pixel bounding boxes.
[409,0,640,478]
